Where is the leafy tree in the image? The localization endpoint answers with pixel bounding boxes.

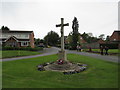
[1,26,4,30]
[34,38,41,46]
[105,35,110,42]
[81,32,89,41]
[99,34,105,40]
[40,39,44,43]
[4,26,10,30]
[67,32,73,44]
[44,31,60,46]
[81,32,98,43]
[1,26,10,30]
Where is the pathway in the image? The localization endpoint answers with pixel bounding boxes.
[1,47,119,63]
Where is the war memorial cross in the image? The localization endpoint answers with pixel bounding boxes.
[56,18,69,61]
[56,18,69,51]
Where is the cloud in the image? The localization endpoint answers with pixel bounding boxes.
[0,1,118,39]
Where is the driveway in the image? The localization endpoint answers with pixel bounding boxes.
[1,47,119,63]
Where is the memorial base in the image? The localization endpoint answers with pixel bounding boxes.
[58,50,67,62]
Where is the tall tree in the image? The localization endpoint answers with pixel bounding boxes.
[71,17,79,49]
[44,31,60,46]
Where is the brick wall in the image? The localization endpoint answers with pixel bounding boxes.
[29,32,34,48]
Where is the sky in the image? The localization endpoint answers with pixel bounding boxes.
[0,0,119,39]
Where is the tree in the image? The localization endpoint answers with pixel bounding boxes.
[81,32,89,41]
[105,35,110,42]
[1,26,4,30]
[67,31,73,44]
[34,38,41,46]
[1,26,10,30]
[99,34,105,40]
[87,33,93,37]
[40,39,44,43]
[81,32,98,43]
[71,17,79,49]
[44,31,60,46]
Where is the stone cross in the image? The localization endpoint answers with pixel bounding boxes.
[56,18,69,51]
[56,18,69,61]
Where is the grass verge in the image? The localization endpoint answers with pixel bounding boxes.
[1,50,41,58]
[83,49,119,55]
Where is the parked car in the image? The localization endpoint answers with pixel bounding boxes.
[37,45,44,48]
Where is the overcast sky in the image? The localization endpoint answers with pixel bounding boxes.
[0,0,119,39]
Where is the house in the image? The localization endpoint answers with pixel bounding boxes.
[109,30,120,49]
[98,31,120,49]
[83,39,105,49]
[109,31,120,42]
[0,29,34,48]
[65,34,86,45]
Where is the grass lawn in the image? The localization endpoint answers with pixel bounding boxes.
[2,54,119,88]
[1,50,41,58]
[83,49,119,54]
[0,62,1,89]
[92,49,119,53]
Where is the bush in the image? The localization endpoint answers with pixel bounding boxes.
[65,44,69,49]
[100,43,119,49]
[2,46,43,51]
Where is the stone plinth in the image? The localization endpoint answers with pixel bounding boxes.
[44,61,82,72]
[58,50,67,61]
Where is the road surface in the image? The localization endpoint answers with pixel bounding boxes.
[1,47,119,63]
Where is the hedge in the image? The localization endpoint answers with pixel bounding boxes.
[1,46,43,51]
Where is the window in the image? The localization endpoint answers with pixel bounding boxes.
[3,34,8,38]
[0,41,2,45]
[114,39,116,41]
[21,42,28,46]
[25,35,28,37]
[17,35,21,37]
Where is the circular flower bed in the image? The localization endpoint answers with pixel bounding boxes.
[37,60,87,75]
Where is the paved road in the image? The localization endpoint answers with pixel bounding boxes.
[67,50,119,63]
[1,47,60,62]
[1,47,119,63]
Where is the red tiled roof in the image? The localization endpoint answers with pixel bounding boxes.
[0,29,33,33]
[97,39,105,44]
[110,31,120,41]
